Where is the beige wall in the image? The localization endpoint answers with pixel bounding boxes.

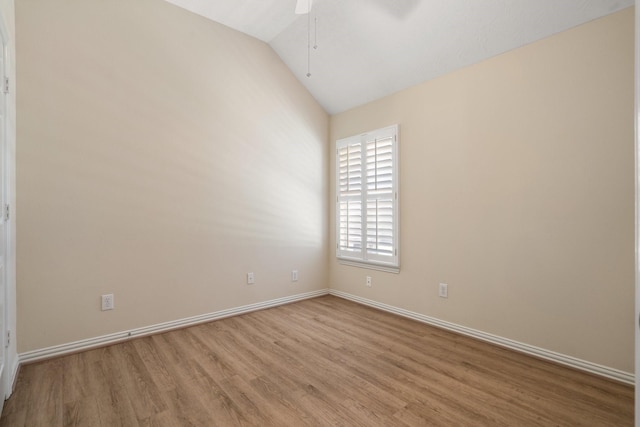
[16,0,329,352]
[330,9,635,372]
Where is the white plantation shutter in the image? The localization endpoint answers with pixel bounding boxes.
[336,125,399,269]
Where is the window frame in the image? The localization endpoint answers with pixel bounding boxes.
[336,124,399,273]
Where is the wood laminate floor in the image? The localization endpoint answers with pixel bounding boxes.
[0,295,633,426]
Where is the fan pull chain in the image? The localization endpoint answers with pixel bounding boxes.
[306,9,311,77]
[314,17,318,49]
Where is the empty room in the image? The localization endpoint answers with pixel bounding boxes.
[0,0,635,425]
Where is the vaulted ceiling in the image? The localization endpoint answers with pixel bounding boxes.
[164,0,633,114]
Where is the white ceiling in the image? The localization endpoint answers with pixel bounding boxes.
[164,0,633,114]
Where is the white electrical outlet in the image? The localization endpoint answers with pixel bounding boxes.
[247,272,255,284]
[366,276,372,287]
[101,294,114,311]
[439,283,448,298]
[292,270,298,282]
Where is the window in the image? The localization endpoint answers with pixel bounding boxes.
[336,125,399,272]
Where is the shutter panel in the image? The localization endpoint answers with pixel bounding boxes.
[338,200,362,252]
[365,137,395,260]
[338,143,362,196]
[366,137,394,195]
[337,142,363,256]
[366,198,394,256]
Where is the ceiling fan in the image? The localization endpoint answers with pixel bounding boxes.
[295,0,313,14]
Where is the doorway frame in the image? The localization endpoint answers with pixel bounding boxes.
[635,1,639,426]
[0,4,16,404]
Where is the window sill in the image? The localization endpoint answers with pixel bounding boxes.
[337,259,400,274]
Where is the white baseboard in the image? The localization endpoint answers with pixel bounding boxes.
[19,289,330,365]
[7,356,18,397]
[330,289,634,385]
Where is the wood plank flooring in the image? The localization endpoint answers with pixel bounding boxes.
[0,295,633,426]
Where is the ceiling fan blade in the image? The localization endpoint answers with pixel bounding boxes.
[295,0,313,14]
